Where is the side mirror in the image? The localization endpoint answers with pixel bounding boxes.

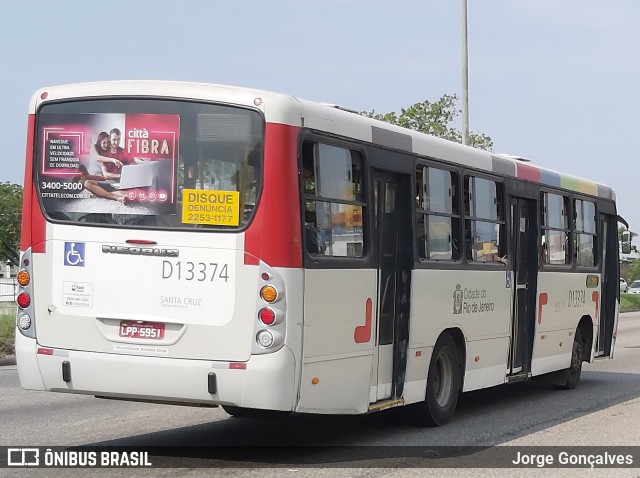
[622,230,632,255]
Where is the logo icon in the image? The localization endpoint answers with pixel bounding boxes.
[453,284,463,315]
[7,448,40,466]
[64,242,85,267]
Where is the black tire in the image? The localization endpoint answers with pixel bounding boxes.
[416,333,462,426]
[222,405,290,419]
[556,328,584,390]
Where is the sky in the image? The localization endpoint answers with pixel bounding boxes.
[2,1,639,233]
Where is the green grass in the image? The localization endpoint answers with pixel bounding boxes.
[621,294,640,313]
[0,313,15,357]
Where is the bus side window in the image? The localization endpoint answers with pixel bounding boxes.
[416,165,459,261]
[464,175,504,263]
[301,141,365,257]
[541,192,571,266]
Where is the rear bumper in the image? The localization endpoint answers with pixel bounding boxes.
[16,333,296,411]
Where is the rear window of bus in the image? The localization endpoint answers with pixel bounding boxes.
[35,99,263,230]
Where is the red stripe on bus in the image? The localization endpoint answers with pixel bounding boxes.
[244,251,259,266]
[592,291,599,320]
[537,292,548,325]
[20,115,46,253]
[20,115,34,252]
[244,123,302,268]
[517,163,541,182]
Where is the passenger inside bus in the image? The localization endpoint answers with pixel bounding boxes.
[304,208,326,254]
[540,239,549,264]
[302,163,325,254]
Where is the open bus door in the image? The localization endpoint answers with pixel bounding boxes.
[508,197,538,378]
[371,171,412,402]
[596,214,622,358]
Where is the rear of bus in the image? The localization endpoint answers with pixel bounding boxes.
[15,82,304,411]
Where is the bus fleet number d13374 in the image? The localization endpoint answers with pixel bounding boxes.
[161,260,230,282]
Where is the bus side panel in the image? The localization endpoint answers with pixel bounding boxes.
[402,347,432,405]
[531,272,597,376]
[297,357,372,414]
[410,269,512,391]
[297,269,376,413]
[245,123,301,268]
[410,269,513,344]
[462,337,511,391]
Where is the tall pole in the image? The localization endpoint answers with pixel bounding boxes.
[461,0,470,146]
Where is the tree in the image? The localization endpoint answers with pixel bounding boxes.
[362,94,493,151]
[622,260,640,283]
[0,182,22,266]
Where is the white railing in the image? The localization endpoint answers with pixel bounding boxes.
[0,278,17,303]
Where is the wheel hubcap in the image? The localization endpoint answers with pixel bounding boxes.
[434,351,453,407]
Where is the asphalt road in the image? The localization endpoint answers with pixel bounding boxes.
[2,313,640,477]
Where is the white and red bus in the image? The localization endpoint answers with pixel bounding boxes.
[16,81,623,425]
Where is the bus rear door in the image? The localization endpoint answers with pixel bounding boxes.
[372,171,412,402]
[508,197,538,377]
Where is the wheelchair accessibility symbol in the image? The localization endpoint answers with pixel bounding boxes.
[64,242,85,267]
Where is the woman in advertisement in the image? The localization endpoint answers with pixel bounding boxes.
[74,131,129,204]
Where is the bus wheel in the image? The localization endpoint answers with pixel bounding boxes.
[416,333,462,426]
[556,329,584,390]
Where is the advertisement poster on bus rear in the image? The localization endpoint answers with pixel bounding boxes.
[38,113,179,216]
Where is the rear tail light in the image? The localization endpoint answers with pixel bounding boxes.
[16,249,36,338]
[252,265,285,354]
[260,285,278,303]
[17,270,30,286]
[17,314,32,330]
[17,292,31,309]
[258,308,276,326]
[256,330,274,348]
